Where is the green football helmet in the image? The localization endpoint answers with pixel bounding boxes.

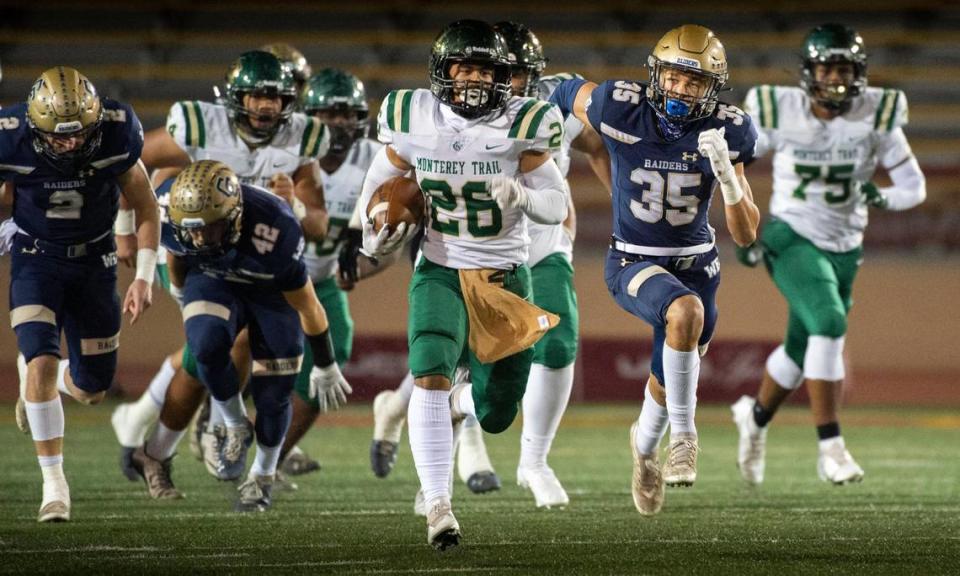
[429,19,512,119]
[300,68,369,154]
[800,24,868,114]
[261,43,312,93]
[493,21,547,98]
[224,50,298,146]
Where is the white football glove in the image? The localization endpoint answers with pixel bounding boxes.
[698,127,734,183]
[361,221,408,260]
[490,175,529,211]
[0,219,19,257]
[308,363,353,413]
[698,127,743,204]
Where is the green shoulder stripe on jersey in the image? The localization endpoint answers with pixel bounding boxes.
[756,85,778,129]
[509,100,552,139]
[386,89,414,134]
[180,101,205,148]
[300,117,326,157]
[874,89,900,132]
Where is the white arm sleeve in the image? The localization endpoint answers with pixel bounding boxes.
[879,155,926,211]
[357,146,410,236]
[518,158,568,225]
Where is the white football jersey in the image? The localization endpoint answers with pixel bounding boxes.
[744,85,912,252]
[304,138,382,281]
[166,101,329,188]
[377,88,564,269]
[527,73,585,267]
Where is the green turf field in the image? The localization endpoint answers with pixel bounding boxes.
[0,402,957,575]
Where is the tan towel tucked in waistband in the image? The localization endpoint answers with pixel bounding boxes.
[459,268,559,364]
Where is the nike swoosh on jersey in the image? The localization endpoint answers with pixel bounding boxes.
[485,144,506,150]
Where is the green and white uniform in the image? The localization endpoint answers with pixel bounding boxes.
[526,73,584,369]
[294,138,382,405]
[377,87,564,432]
[744,85,911,371]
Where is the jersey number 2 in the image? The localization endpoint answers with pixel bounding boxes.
[46,189,84,220]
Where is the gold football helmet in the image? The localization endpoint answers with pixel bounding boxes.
[260,42,312,92]
[167,160,243,255]
[646,25,728,124]
[26,66,103,172]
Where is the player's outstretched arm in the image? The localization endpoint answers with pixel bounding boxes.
[118,159,160,324]
[290,161,330,241]
[284,280,352,412]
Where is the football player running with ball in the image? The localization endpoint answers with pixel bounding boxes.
[551,25,759,516]
[359,19,569,550]
[732,24,925,486]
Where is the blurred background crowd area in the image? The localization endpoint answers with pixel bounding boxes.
[1,0,958,252]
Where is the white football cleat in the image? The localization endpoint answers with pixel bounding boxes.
[517,465,569,509]
[38,479,71,523]
[662,433,699,487]
[629,421,664,516]
[731,395,767,485]
[818,438,865,485]
[425,497,461,551]
[457,420,501,494]
[370,390,405,478]
[16,354,29,434]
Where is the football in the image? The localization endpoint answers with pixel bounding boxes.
[366,176,425,234]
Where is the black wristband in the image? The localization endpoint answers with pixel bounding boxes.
[307,329,336,368]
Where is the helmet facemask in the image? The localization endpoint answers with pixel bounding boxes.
[647,58,725,125]
[309,104,369,154]
[227,88,297,146]
[431,58,512,119]
[800,24,868,115]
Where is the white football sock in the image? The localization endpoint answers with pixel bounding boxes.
[519,363,574,470]
[634,385,669,456]
[213,394,248,429]
[663,344,700,437]
[39,454,69,505]
[408,386,453,504]
[25,398,65,442]
[386,371,416,416]
[454,383,476,419]
[145,421,186,461]
[147,357,176,408]
[250,440,284,478]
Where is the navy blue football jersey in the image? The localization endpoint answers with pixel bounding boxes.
[160,182,308,292]
[0,99,144,244]
[579,80,757,252]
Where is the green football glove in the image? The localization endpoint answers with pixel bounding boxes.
[861,181,888,209]
[735,242,763,268]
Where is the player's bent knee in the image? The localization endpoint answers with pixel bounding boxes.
[533,332,577,368]
[186,321,233,367]
[477,402,519,434]
[767,345,804,390]
[803,336,845,381]
[810,308,847,339]
[665,295,704,341]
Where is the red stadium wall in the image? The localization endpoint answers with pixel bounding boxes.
[1,252,958,405]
